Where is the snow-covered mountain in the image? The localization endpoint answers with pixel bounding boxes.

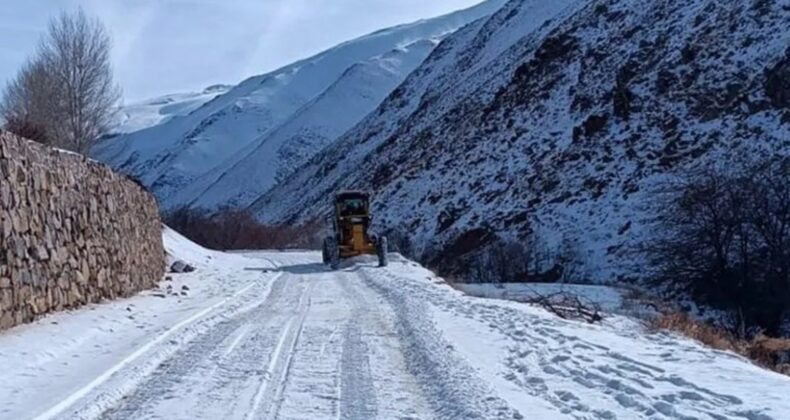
[251,0,790,281]
[110,85,232,135]
[170,39,440,210]
[92,0,507,210]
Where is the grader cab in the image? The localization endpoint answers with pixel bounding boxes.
[322,191,387,269]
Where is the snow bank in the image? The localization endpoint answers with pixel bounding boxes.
[361,259,790,419]
[162,225,218,267]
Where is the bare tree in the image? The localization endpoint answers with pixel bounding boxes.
[471,227,573,284]
[0,59,54,144]
[645,157,790,337]
[1,8,120,153]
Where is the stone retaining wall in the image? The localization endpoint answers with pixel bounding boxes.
[0,131,165,330]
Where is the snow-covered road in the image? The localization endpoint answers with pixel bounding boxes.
[1,231,789,419]
[98,254,438,420]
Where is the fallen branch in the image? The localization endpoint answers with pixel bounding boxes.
[525,291,603,323]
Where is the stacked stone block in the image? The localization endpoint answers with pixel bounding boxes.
[0,131,165,330]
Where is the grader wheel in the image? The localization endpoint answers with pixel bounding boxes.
[322,236,340,270]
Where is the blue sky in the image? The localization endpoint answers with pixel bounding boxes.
[1,0,483,102]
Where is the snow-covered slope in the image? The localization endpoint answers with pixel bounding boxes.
[252,0,790,281]
[171,39,440,210]
[110,85,232,135]
[376,258,790,419]
[92,0,507,210]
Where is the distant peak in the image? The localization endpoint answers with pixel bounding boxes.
[203,84,232,94]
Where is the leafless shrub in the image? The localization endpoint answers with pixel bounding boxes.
[556,235,589,283]
[1,60,53,145]
[1,8,120,153]
[619,284,665,320]
[474,237,532,283]
[467,229,587,284]
[165,207,323,251]
[645,157,790,338]
[386,228,416,259]
[3,115,50,145]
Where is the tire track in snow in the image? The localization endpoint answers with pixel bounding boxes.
[372,262,775,420]
[246,279,315,420]
[338,276,378,420]
[37,273,278,420]
[268,262,433,419]
[359,268,520,419]
[95,273,289,420]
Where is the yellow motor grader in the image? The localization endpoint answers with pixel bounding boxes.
[322,191,387,269]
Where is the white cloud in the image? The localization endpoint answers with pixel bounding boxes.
[0,0,484,102]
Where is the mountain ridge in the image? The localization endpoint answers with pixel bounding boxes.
[92,0,508,211]
[250,0,790,281]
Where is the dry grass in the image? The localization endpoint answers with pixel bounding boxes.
[650,312,790,376]
[650,312,742,352]
[749,335,790,375]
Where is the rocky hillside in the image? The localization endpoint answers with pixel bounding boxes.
[91,0,506,211]
[251,0,790,281]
